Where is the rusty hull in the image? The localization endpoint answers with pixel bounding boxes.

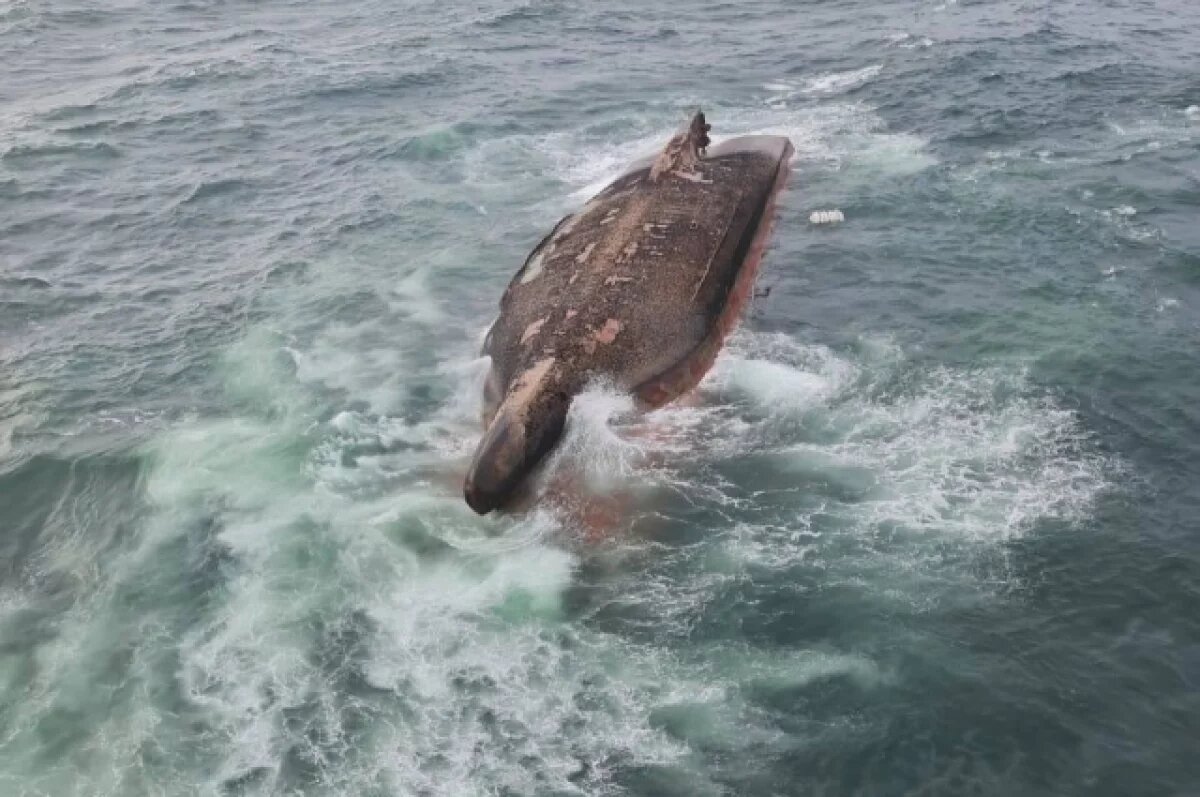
[464,112,794,514]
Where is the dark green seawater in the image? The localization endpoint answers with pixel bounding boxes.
[2,0,1199,794]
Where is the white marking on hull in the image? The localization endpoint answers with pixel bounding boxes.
[519,250,547,283]
[520,317,547,344]
[553,214,580,240]
[676,170,712,184]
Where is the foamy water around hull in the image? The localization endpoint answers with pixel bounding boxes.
[3,1,1200,795]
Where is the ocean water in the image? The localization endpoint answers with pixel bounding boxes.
[2,0,1199,794]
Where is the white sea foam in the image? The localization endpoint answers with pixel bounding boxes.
[553,384,644,487]
[7,310,1113,794]
[0,411,27,462]
[762,64,887,107]
[1096,204,1160,244]
[801,64,884,95]
[712,334,858,413]
[704,352,1110,594]
[711,105,937,178]
[524,331,1112,594]
[1103,114,1197,162]
[466,99,936,213]
[106,311,691,793]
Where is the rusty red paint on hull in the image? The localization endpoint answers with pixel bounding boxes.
[635,154,791,408]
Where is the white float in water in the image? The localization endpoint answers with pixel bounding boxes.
[809,209,845,225]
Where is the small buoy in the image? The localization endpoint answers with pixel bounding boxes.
[809,209,845,225]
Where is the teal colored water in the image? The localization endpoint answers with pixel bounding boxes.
[2,1,1199,794]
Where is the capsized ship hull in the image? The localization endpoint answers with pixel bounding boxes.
[465,112,794,514]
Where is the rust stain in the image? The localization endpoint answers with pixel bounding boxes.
[594,318,623,344]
